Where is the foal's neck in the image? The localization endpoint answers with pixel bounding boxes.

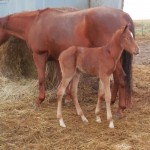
[107,33,123,65]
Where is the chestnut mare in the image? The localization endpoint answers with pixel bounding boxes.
[57,25,139,128]
[0,7,134,114]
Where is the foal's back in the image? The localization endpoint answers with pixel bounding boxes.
[59,46,114,77]
[76,46,114,76]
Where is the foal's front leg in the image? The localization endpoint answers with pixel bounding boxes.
[33,52,47,107]
[71,73,88,123]
[57,78,71,127]
[95,80,104,123]
[102,76,114,128]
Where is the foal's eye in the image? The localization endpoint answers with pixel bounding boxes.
[126,36,130,40]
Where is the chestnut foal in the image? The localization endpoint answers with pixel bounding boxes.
[57,25,139,128]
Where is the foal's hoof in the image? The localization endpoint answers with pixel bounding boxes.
[109,121,114,129]
[59,119,66,128]
[81,115,88,123]
[96,116,101,123]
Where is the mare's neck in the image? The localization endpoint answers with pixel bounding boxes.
[5,15,36,40]
[0,27,10,45]
[108,33,123,64]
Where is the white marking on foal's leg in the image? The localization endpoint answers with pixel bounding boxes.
[81,115,88,123]
[109,120,114,129]
[59,118,66,128]
[96,116,101,123]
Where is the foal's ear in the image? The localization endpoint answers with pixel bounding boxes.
[122,24,129,33]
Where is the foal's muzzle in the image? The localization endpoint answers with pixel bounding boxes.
[133,45,140,55]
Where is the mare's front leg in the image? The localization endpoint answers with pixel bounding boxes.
[33,52,47,107]
[102,76,114,128]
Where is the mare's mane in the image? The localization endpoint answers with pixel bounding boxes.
[10,11,39,18]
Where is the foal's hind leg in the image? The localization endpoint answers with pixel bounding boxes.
[64,83,73,104]
[95,80,104,123]
[33,52,47,107]
[71,73,88,123]
[102,76,114,128]
[57,78,72,127]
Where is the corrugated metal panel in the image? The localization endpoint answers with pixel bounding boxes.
[90,0,123,9]
[0,0,123,17]
[44,0,89,9]
[0,0,89,17]
[0,0,9,17]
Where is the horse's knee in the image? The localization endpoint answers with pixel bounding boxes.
[119,74,126,87]
[105,91,111,102]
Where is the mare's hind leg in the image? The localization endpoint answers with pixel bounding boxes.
[111,72,119,105]
[111,61,127,118]
[95,80,105,123]
[111,61,126,105]
[102,76,114,128]
[57,77,72,127]
[71,73,88,123]
[33,52,47,107]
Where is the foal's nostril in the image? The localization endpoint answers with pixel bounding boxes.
[136,47,140,54]
[133,46,140,55]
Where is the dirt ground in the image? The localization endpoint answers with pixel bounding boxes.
[0,37,150,150]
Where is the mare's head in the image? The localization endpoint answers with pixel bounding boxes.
[0,16,9,29]
[0,17,10,44]
[119,24,139,55]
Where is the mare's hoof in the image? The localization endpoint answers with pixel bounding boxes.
[113,112,124,120]
[64,98,72,105]
[32,101,41,110]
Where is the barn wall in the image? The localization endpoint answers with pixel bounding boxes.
[90,0,123,9]
[0,0,89,17]
[0,0,123,17]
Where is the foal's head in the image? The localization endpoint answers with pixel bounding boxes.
[119,24,139,55]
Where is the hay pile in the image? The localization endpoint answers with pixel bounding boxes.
[0,37,60,92]
[0,37,35,78]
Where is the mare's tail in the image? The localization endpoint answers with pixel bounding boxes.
[121,14,135,107]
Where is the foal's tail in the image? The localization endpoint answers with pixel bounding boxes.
[121,13,134,107]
